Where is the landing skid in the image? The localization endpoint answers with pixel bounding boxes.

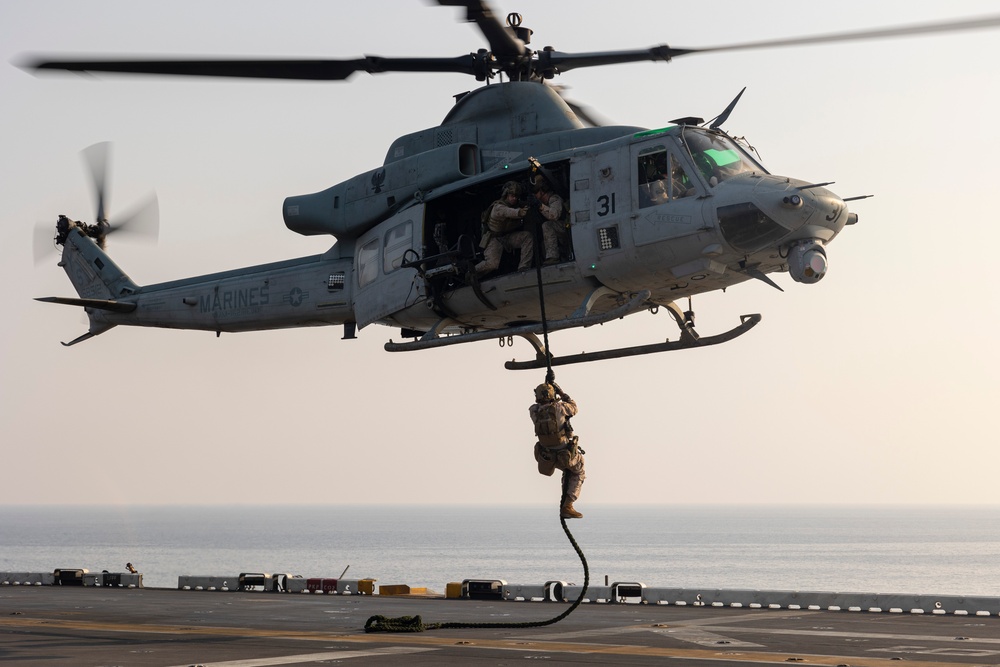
[504,313,762,370]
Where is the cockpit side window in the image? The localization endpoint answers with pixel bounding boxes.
[637,146,696,208]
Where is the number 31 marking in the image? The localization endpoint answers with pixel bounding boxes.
[597,193,616,217]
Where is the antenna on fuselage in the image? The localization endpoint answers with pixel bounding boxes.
[708,87,747,130]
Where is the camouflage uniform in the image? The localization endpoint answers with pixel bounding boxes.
[536,191,566,264]
[529,394,585,506]
[474,200,534,275]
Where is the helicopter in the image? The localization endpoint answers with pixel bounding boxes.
[25,1,1000,370]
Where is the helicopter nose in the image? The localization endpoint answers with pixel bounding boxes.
[755,180,844,284]
[800,187,848,236]
[756,178,849,242]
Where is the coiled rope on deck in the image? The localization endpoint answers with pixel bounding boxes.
[363,475,590,633]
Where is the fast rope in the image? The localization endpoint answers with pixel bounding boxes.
[364,207,589,634]
[532,229,556,384]
[363,474,590,633]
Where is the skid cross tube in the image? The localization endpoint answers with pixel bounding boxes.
[505,313,762,370]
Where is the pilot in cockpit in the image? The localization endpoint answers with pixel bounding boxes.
[638,155,668,207]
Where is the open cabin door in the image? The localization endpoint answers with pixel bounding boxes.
[352,208,422,328]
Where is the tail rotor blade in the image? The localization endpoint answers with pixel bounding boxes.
[107,192,159,243]
[81,141,111,223]
[33,221,58,265]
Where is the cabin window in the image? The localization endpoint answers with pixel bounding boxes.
[383,221,413,273]
[357,238,379,287]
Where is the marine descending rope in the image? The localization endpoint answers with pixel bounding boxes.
[363,205,590,633]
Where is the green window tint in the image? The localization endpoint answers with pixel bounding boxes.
[704,148,742,168]
[633,126,675,139]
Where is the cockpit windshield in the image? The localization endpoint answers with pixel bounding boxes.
[681,129,764,187]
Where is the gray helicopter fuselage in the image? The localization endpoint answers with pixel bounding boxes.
[57,81,848,345]
[337,83,847,334]
[36,3,1000,353]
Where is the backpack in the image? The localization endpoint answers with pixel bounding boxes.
[534,402,566,447]
[481,201,498,227]
[479,201,501,248]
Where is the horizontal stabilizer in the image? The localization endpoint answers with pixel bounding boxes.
[35,296,137,313]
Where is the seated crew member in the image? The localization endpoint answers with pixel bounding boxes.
[474,181,534,275]
[671,161,696,198]
[529,382,586,519]
[534,181,568,265]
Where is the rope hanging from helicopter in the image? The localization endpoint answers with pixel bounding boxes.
[533,231,555,385]
[364,163,591,634]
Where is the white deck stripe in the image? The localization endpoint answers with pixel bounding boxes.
[168,646,435,667]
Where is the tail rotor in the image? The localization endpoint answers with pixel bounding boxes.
[33,142,158,264]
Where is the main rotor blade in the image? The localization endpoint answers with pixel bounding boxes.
[548,84,609,127]
[81,141,110,223]
[24,55,479,80]
[538,47,683,75]
[23,12,1000,84]
[542,13,1000,74]
[438,0,527,58]
[678,12,1000,56]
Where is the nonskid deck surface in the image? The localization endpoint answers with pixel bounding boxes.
[3,587,1000,666]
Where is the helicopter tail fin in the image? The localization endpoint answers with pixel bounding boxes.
[35,224,140,345]
[57,224,141,300]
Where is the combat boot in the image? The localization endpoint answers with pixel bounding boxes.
[560,502,583,519]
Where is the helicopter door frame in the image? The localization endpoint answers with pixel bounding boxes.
[352,209,422,328]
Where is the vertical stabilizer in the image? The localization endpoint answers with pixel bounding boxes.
[59,225,140,299]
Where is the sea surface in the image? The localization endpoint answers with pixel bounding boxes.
[2,504,999,596]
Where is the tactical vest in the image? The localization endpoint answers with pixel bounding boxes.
[483,201,521,235]
[534,402,567,447]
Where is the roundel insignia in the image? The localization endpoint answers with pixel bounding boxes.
[284,287,308,307]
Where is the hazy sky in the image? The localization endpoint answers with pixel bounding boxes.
[3,1,998,506]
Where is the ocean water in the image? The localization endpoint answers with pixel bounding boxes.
[2,504,999,596]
